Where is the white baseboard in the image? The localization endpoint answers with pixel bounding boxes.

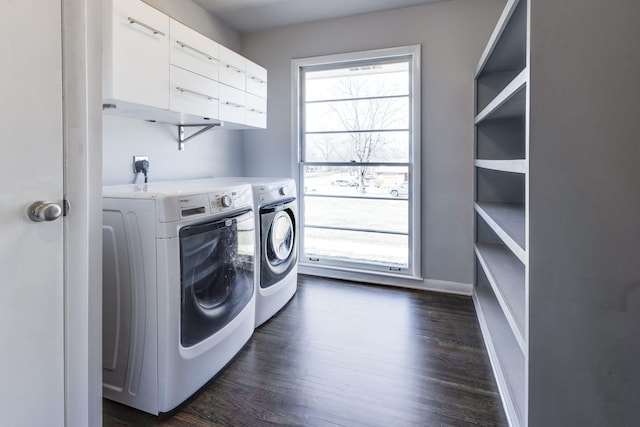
[298,264,473,296]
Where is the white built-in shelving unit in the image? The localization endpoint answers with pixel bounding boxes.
[473,0,528,425]
[474,0,640,425]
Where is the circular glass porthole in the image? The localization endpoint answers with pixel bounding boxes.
[193,263,233,310]
[267,211,294,267]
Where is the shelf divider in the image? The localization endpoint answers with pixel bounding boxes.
[475,159,527,174]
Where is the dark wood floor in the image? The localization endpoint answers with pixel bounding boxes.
[104,275,507,426]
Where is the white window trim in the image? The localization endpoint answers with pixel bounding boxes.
[291,45,422,282]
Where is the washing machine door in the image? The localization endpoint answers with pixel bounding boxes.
[261,200,297,289]
[179,209,255,348]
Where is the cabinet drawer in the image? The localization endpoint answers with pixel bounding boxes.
[246,60,267,98]
[219,45,246,90]
[245,93,267,128]
[170,65,218,119]
[219,84,245,124]
[104,0,169,109]
[170,19,219,81]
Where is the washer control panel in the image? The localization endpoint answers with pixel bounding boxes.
[209,185,252,214]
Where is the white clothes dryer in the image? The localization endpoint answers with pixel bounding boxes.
[243,178,298,327]
[102,180,255,415]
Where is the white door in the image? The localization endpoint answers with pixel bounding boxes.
[0,1,65,424]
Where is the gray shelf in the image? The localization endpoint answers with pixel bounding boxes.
[475,70,527,124]
[475,202,526,263]
[474,276,526,427]
[475,243,526,351]
[475,0,527,77]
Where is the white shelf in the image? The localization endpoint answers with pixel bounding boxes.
[475,202,526,264]
[474,282,525,427]
[475,159,527,174]
[475,243,526,352]
[475,69,527,124]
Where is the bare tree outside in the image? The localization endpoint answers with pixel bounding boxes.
[326,74,408,191]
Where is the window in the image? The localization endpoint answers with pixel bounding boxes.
[293,46,421,279]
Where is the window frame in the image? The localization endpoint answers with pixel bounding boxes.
[292,45,422,281]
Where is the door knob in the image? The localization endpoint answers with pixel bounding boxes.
[28,201,62,222]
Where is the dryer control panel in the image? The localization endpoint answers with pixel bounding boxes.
[257,180,296,205]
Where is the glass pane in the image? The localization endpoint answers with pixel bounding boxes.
[305,196,408,234]
[303,165,409,199]
[305,97,409,133]
[304,227,408,267]
[305,131,409,163]
[305,61,409,102]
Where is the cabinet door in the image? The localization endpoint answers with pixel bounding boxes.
[219,84,246,124]
[103,0,169,109]
[219,45,246,90]
[170,65,219,119]
[245,93,267,128]
[246,60,267,98]
[170,19,219,81]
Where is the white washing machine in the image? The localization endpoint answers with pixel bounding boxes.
[102,180,256,415]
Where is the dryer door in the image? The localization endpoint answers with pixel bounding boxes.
[179,209,255,348]
[267,211,294,267]
[260,200,297,289]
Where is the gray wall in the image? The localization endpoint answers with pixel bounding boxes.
[528,0,640,424]
[240,0,505,287]
[103,0,245,186]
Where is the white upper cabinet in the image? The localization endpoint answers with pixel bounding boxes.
[246,60,267,99]
[103,0,169,109]
[219,46,246,91]
[102,0,267,129]
[170,19,219,81]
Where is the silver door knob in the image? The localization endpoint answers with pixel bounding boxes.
[28,201,62,222]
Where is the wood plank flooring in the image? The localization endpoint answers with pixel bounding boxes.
[103,275,507,426]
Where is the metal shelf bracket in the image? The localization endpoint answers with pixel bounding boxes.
[178,123,223,150]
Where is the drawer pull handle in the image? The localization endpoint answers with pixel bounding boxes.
[223,100,244,108]
[176,41,219,62]
[250,75,267,84]
[225,63,245,74]
[176,87,218,101]
[127,17,165,36]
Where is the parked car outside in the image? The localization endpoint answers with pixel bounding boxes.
[389,181,408,197]
[332,179,357,187]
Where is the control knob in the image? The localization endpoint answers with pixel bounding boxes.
[220,194,233,208]
[278,186,286,196]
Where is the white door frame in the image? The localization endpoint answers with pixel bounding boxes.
[62,0,103,425]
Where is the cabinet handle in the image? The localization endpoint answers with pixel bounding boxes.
[248,108,265,114]
[223,100,244,108]
[176,87,218,101]
[127,17,165,36]
[176,41,219,62]
[225,63,245,74]
[250,75,267,84]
